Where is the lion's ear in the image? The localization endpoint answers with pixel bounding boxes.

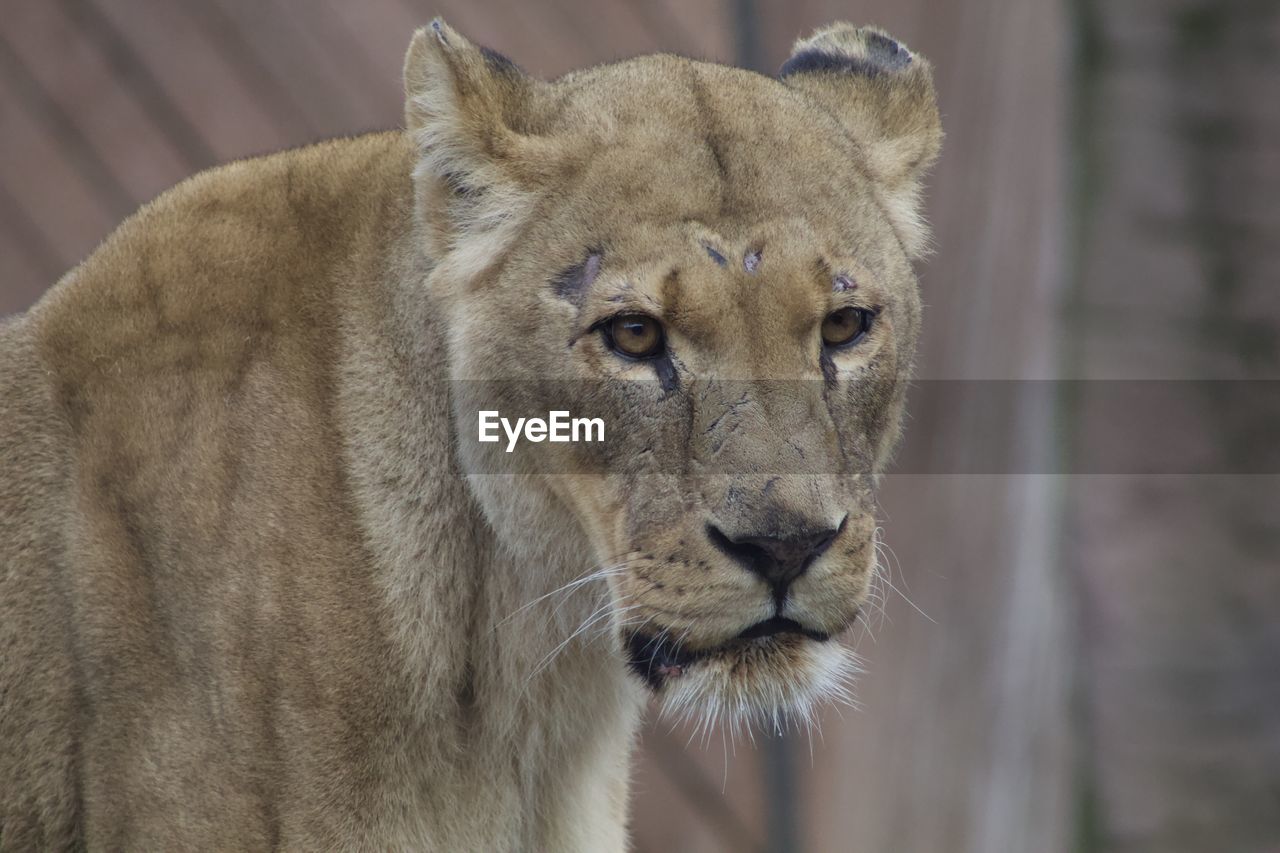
[779,24,942,259]
[403,20,551,266]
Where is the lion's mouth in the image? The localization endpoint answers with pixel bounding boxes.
[625,617,830,689]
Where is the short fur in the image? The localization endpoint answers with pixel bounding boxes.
[0,21,939,850]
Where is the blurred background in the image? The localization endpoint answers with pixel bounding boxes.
[2,1,1277,851]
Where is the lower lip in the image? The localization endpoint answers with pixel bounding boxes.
[628,628,827,686]
[736,618,831,643]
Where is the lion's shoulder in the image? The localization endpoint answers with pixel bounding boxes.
[25,132,413,411]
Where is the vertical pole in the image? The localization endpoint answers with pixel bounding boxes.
[733,0,764,72]
[730,11,800,850]
[762,728,800,853]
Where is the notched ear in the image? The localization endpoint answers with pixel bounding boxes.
[779,24,942,258]
[404,20,553,269]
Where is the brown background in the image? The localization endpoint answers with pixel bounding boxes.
[3,1,1278,851]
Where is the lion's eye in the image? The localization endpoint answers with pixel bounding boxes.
[604,314,665,359]
[821,307,875,348]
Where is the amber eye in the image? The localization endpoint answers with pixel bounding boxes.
[821,307,875,348]
[604,314,665,359]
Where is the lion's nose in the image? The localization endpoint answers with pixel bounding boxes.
[706,518,844,601]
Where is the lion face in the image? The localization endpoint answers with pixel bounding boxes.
[406,20,940,722]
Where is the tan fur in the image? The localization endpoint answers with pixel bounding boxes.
[0,20,939,850]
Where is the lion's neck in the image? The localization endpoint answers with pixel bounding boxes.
[334,232,642,848]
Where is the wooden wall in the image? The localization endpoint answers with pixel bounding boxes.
[1066,0,1280,849]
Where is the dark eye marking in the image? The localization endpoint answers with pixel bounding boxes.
[592,312,680,394]
[551,249,602,304]
[820,350,838,386]
[655,355,679,394]
[702,242,727,267]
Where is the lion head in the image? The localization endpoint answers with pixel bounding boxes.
[404,20,940,724]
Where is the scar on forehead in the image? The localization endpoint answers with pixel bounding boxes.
[743,248,762,273]
[833,274,857,292]
[551,249,603,304]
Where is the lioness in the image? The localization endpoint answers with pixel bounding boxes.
[0,19,939,850]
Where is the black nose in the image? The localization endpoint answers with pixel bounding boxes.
[706,519,843,600]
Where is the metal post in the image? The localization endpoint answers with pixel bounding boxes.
[730,9,800,848]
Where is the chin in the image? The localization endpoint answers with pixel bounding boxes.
[625,624,860,731]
